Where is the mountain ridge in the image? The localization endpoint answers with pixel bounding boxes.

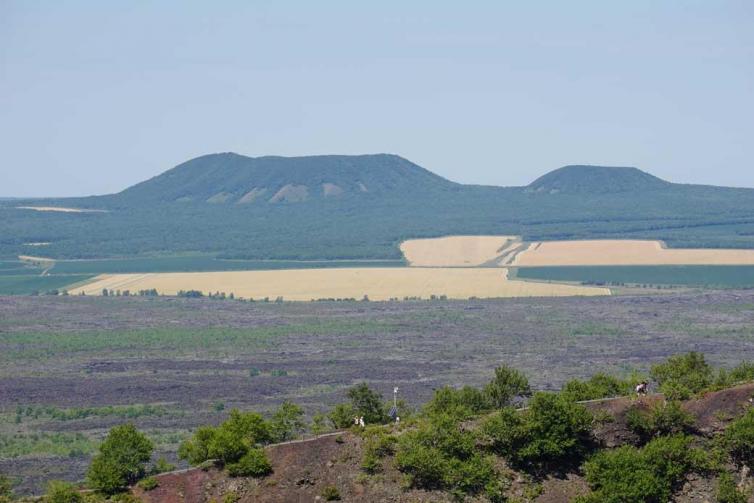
[4,152,754,260]
[114,152,459,205]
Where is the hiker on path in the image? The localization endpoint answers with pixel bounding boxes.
[635,381,648,396]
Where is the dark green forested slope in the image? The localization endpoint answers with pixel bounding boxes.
[2,154,754,260]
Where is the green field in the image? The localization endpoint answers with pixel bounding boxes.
[0,274,94,295]
[514,265,754,288]
[48,256,405,274]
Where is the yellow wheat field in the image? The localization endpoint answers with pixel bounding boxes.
[70,268,610,300]
[512,239,754,266]
[400,236,521,267]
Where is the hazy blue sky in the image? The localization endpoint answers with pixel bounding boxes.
[1,1,753,197]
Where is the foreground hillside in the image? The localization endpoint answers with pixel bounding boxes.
[3,153,754,260]
[136,382,754,502]
[4,291,754,496]
[10,352,754,502]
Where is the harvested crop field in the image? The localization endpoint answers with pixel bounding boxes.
[69,268,609,300]
[513,239,754,266]
[400,235,520,267]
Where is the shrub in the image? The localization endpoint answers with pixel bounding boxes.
[482,392,592,468]
[717,472,748,503]
[320,485,341,501]
[396,414,495,496]
[152,457,175,474]
[269,401,305,442]
[226,448,272,477]
[579,435,706,503]
[723,407,754,468]
[347,383,388,425]
[310,413,331,434]
[208,427,247,464]
[424,385,493,420]
[329,403,357,429]
[484,365,531,408]
[361,428,396,473]
[177,426,216,465]
[44,480,82,503]
[651,352,712,400]
[137,476,158,491]
[626,401,695,442]
[87,424,153,494]
[562,372,634,401]
[0,475,11,501]
[179,409,276,476]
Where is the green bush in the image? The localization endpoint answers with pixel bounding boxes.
[717,472,748,503]
[484,365,531,408]
[44,480,82,503]
[424,385,492,420]
[562,372,634,401]
[310,413,331,434]
[482,393,592,468]
[396,414,495,496]
[137,476,158,491]
[723,407,754,468]
[361,428,396,473]
[328,403,357,429]
[0,475,11,501]
[208,427,247,464]
[86,424,153,494]
[152,457,175,474]
[226,448,272,477]
[651,352,712,400]
[626,401,695,442]
[269,401,305,442]
[177,426,216,465]
[179,408,278,478]
[320,485,341,501]
[579,435,706,503]
[347,383,388,425]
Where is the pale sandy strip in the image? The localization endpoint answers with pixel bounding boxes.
[69,268,609,300]
[512,239,754,266]
[16,206,108,213]
[400,236,520,267]
[18,255,55,264]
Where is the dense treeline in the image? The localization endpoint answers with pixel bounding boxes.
[4,178,754,261]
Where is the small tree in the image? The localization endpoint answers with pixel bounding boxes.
[347,383,387,424]
[484,365,531,408]
[87,424,153,494]
[270,401,305,442]
[651,352,712,400]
